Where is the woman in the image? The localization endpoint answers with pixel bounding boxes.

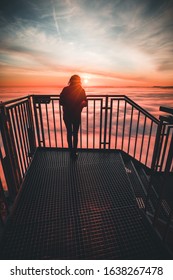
[60,75,87,158]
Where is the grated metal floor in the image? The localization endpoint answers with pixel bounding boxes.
[0,149,170,259]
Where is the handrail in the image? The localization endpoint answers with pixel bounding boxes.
[30,94,160,123]
[124,96,160,124]
[87,95,160,123]
[0,95,30,106]
[0,94,159,123]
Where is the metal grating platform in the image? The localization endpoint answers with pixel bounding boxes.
[0,149,170,259]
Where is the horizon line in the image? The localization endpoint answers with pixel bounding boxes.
[1,85,173,88]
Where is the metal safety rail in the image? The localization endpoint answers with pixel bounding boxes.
[0,95,172,221]
[32,95,160,166]
[0,96,35,198]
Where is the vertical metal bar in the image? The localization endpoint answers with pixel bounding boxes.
[25,99,34,156]
[145,122,162,212]
[33,99,41,147]
[24,102,29,128]
[87,100,89,149]
[127,105,134,154]
[115,99,120,149]
[159,126,170,172]
[93,100,96,149]
[99,99,103,149]
[15,106,27,170]
[24,101,34,156]
[108,99,113,149]
[25,98,36,155]
[145,120,153,166]
[121,100,126,150]
[80,118,82,148]
[45,103,51,147]
[154,123,165,172]
[27,96,36,152]
[52,100,58,147]
[9,108,25,177]
[134,111,140,158]
[150,121,162,172]
[18,104,28,168]
[18,104,29,165]
[10,107,23,177]
[21,103,30,154]
[103,96,108,149]
[139,115,146,162]
[164,129,173,172]
[38,104,45,147]
[59,102,64,148]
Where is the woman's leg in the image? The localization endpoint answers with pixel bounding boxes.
[64,118,72,149]
[73,119,80,152]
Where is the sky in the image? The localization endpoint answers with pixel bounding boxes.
[0,0,173,87]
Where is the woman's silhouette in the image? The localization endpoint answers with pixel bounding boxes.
[60,75,87,158]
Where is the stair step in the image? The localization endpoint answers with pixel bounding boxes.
[125,159,172,223]
[124,160,156,213]
[121,153,173,255]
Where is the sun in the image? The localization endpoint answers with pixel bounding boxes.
[84,78,88,84]
[83,75,90,85]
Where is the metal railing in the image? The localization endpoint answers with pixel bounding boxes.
[0,95,172,220]
[145,106,173,247]
[32,95,160,166]
[0,96,35,199]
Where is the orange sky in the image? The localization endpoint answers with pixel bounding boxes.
[0,0,173,87]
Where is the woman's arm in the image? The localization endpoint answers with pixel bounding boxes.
[81,100,87,108]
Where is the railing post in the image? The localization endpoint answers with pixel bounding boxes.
[103,96,108,149]
[32,95,42,147]
[151,120,163,172]
[0,105,21,199]
[145,121,162,212]
[152,131,173,227]
[32,95,50,147]
[27,96,36,156]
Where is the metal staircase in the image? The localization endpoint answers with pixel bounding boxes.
[122,152,173,255]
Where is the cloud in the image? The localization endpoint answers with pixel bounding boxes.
[0,0,173,86]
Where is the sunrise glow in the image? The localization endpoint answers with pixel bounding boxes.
[0,1,173,87]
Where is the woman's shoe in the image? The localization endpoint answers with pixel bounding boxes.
[70,150,78,159]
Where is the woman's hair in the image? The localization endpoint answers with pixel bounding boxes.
[68,75,81,85]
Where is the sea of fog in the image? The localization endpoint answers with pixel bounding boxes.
[0,86,173,118]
